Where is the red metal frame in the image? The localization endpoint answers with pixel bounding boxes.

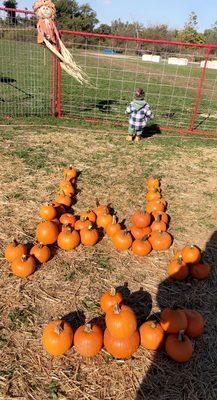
[0,6,34,15]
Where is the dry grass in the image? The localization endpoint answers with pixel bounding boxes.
[0,125,217,400]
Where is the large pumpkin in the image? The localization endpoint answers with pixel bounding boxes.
[165,331,193,362]
[74,323,103,357]
[42,320,73,355]
[112,231,133,250]
[131,210,151,229]
[104,329,140,359]
[11,255,36,278]
[140,320,164,350]
[5,240,27,262]
[36,221,59,245]
[105,304,137,339]
[149,231,172,251]
[182,245,201,264]
[160,308,188,333]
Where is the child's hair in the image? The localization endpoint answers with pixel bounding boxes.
[135,88,145,100]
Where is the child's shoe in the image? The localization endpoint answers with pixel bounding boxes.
[126,135,133,141]
[135,136,141,142]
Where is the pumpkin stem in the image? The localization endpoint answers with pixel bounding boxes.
[84,323,92,333]
[141,234,150,242]
[150,321,157,329]
[177,255,183,264]
[113,303,121,314]
[38,242,44,249]
[55,320,64,334]
[112,215,117,225]
[110,287,116,296]
[12,239,18,247]
[155,213,161,222]
[95,198,100,207]
[21,254,28,261]
[178,330,185,342]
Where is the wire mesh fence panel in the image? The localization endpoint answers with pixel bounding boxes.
[0,7,53,117]
[59,31,217,134]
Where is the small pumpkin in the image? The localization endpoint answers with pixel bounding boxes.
[132,236,152,257]
[39,203,57,221]
[149,231,172,251]
[74,219,92,231]
[105,216,121,238]
[42,319,73,355]
[190,262,211,280]
[183,309,204,338]
[140,320,165,350]
[64,165,77,181]
[105,303,137,339]
[146,177,160,190]
[152,211,169,224]
[36,221,59,245]
[59,180,75,197]
[96,213,113,229]
[131,210,151,229]
[146,189,161,202]
[74,323,103,357]
[100,287,123,313]
[165,330,193,363]
[146,199,165,214]
[80,226,99,246]
[130,225,152,240]
[182,245,201,264]
[167,256,189,281]
[172,249,183,260]
[54,193,72,207]
[59,213,76,227]
[92,201,109,217]
[5,240,27,262]
[80,210,96,223]
[104,329,140,359]
[112,230,133,250]
[57,227,80,250]
[160,308,188,333]
[30,243,51,263]
[11,254,36,278]
[151,218,167,232]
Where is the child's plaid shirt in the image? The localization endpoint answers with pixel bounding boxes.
[125,100,153,131]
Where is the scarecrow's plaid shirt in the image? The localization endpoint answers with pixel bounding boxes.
[125,100,153,131]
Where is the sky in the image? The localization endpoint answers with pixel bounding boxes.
[4,0,217,31]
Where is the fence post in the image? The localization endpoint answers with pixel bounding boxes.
[189,47,211,131]
[56,59,62,117]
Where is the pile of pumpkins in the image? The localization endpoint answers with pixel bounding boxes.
[42,287,204,363]
[4,171,175,278]
[168,245,211,281]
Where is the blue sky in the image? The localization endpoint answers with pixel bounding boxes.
[9,0,217,31]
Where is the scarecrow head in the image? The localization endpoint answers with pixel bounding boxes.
[33,0,56,19]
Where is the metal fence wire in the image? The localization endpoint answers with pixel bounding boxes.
[1,7,217,136]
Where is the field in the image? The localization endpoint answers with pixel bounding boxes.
[0,120,217,399]
[1,36,217,133]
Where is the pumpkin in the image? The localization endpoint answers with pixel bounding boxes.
[190,262,211,280]
[149,231,172,251]
[172,249,183,260]
[11,254,36,278]
[92,201,109,217]
[74,323,103,357]
[146,177,160,190]
[104,329,140,359]
[59,213,76,227]
[105,216,121,238]
[131,210,151,228]
[130,225,152,240]
[112,230,133,250]
[152,211,169,224]
[105,304,137,339]
[39,203,57,221]
[165,331,193,362]
[5,240,27,262]
[74,219,92,231]
[100,287,123,313]
[80,211,96,223]
[57,227,80,250]
[30,243,51,263]
[183,309,204,338]
[59,180,75,197]
[42,319,73,355]
[146,200,165,214]
[151,219,167,232]
[132,236,152,257]
[140,320,164,350]
[167,257,189,280]
[80,226,99,246]
[36,221,59,245]
[64,165,77,181]
[160,308,188,333]
[54,193,72,207]
[146,189,161,202]
[96,214,113,229]
[182,245,201,264]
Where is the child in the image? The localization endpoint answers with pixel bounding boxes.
[125,88,153,142]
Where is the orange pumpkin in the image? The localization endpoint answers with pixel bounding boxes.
[42,320,73,355]
[131,210,151,228]
[80,210,96,223]
[151,219,167,232]
[190,262,211,280]
[104,329,140,359]
[92,202,109,217]
[80,226,99,246]
[130,225,152,240]
[36,221,59,245]
[140,320,165,350]
[160,308,188,333]
[172,249,183,260]
[54,193,72,207]
[183,309,204,338]
[132,237,152,257]
[152,211,169,224]
[146,177,160,190]
[57,227,80,250]
[11,254,36,278]
[182,245,201,264]
[100,287,123,313]
[64,166,77,181]
[146,199,165,214]
[39,203,57,221]
[105,304,137,339]
[5,240,27,262]
[167,257,189,280]
[59,180,75,197]
[105,217,121,238]
[30,243,51,263]
[59,213,76,227]
[165,331,193,362]
[146,189,161,202]
[74,323,103,357]
[112,230,133,250]
[74,219,92,231]
[96,213,113,229]
[149,231,172,251]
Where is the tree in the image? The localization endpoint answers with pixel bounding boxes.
[179,12,205,43]
[204,21,217,44]
[54,0,98,31]
[3,0,17,25]
[95,24,112,35]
